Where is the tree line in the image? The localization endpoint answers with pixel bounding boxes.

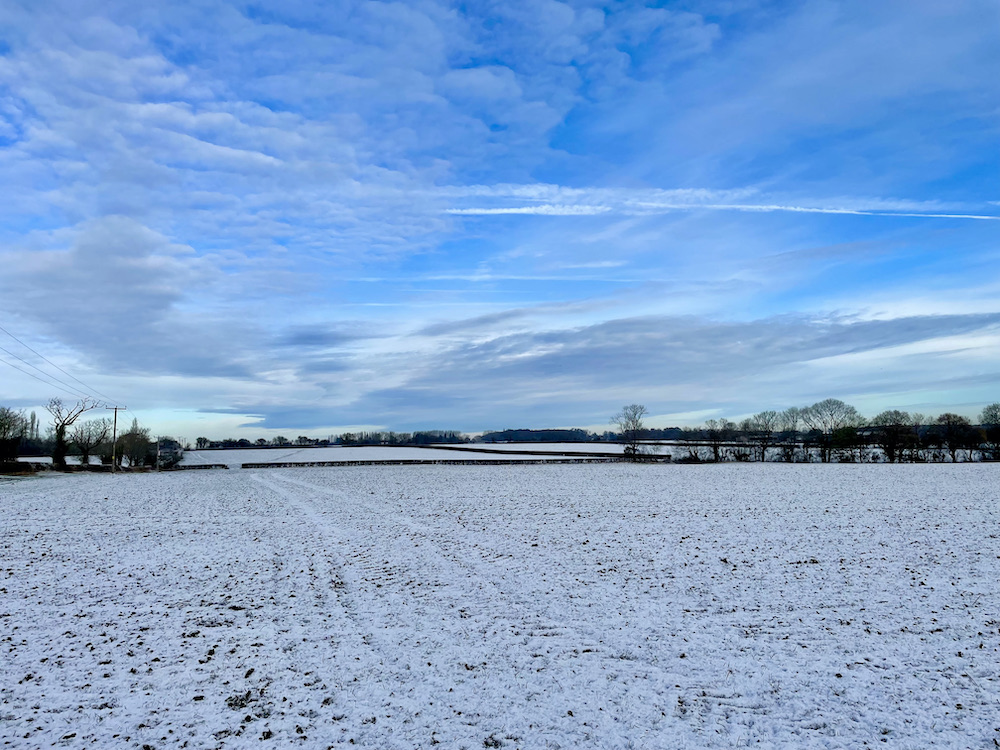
[1,398,181,470]
[194,430,468,450]
[619,398,1000,463]
[3,396,998,469]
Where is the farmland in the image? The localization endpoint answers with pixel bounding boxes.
[2,464,998,748]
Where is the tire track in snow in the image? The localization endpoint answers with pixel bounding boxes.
[247,472,459,747]
[257,469,691,746]
[266,470,601,647]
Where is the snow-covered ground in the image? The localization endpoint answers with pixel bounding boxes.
[469,443,627,454]
[2,464,998,748]
[15,455,101,465]
[181,444,619,469]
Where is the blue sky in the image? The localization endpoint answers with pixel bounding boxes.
[1,0,998,439]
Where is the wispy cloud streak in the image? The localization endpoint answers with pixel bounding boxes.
[445,186,1000,220]
[447,205,612,216]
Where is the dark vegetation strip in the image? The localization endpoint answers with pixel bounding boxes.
[164,463,230,470]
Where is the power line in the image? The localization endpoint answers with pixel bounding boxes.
[0,353,95,401]
[0,323,119,404]
[0,324,155,439]
[0,344,96,402]
[106,404,127,473]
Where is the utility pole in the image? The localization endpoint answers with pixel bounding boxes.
[106,406,126,473]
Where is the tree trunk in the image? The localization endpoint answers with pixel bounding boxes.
[53,425,68,468]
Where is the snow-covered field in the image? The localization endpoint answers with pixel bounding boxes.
[2,464,998,748]
[15,456,101,465]
[181,445,618,469]
[467,443,627,454]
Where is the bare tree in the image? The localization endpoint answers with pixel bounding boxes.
[731,418,754,460]
[801,398,863,433]
[46,397,99,468]
[117,418,152,468]
[612,404,648,460]
[801,399,863,462]
[870,410,914,463]
[679,434,707,462]
[70,417,111,467]
[777,407,802,462]
[837,425,866,462]
[749,410,779,461]
[778,406,801,432]
[704,418,736,462]
[905,413,926,462]
[930,413,979,462]
[1,407,28,462]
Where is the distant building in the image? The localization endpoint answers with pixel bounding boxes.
[157,438,184,468]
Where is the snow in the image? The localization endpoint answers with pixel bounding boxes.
[15,456,102,465]
[2,464,998,748]
[181,445,617,469]
[467,443,627,454]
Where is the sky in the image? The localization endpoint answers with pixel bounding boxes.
[0,0,998,440]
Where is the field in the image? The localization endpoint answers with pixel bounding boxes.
[1,464,998,748]
[180,443,626,469]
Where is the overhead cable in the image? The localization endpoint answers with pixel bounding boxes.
[0,353,97,402]
[0,323,119,404]
[0,344,96,402]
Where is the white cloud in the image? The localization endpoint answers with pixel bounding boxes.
[0,1,996,436]
[439,66,523,101]
[447,204,612,216]
[441,184,998,219]
[0,216,255,377]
